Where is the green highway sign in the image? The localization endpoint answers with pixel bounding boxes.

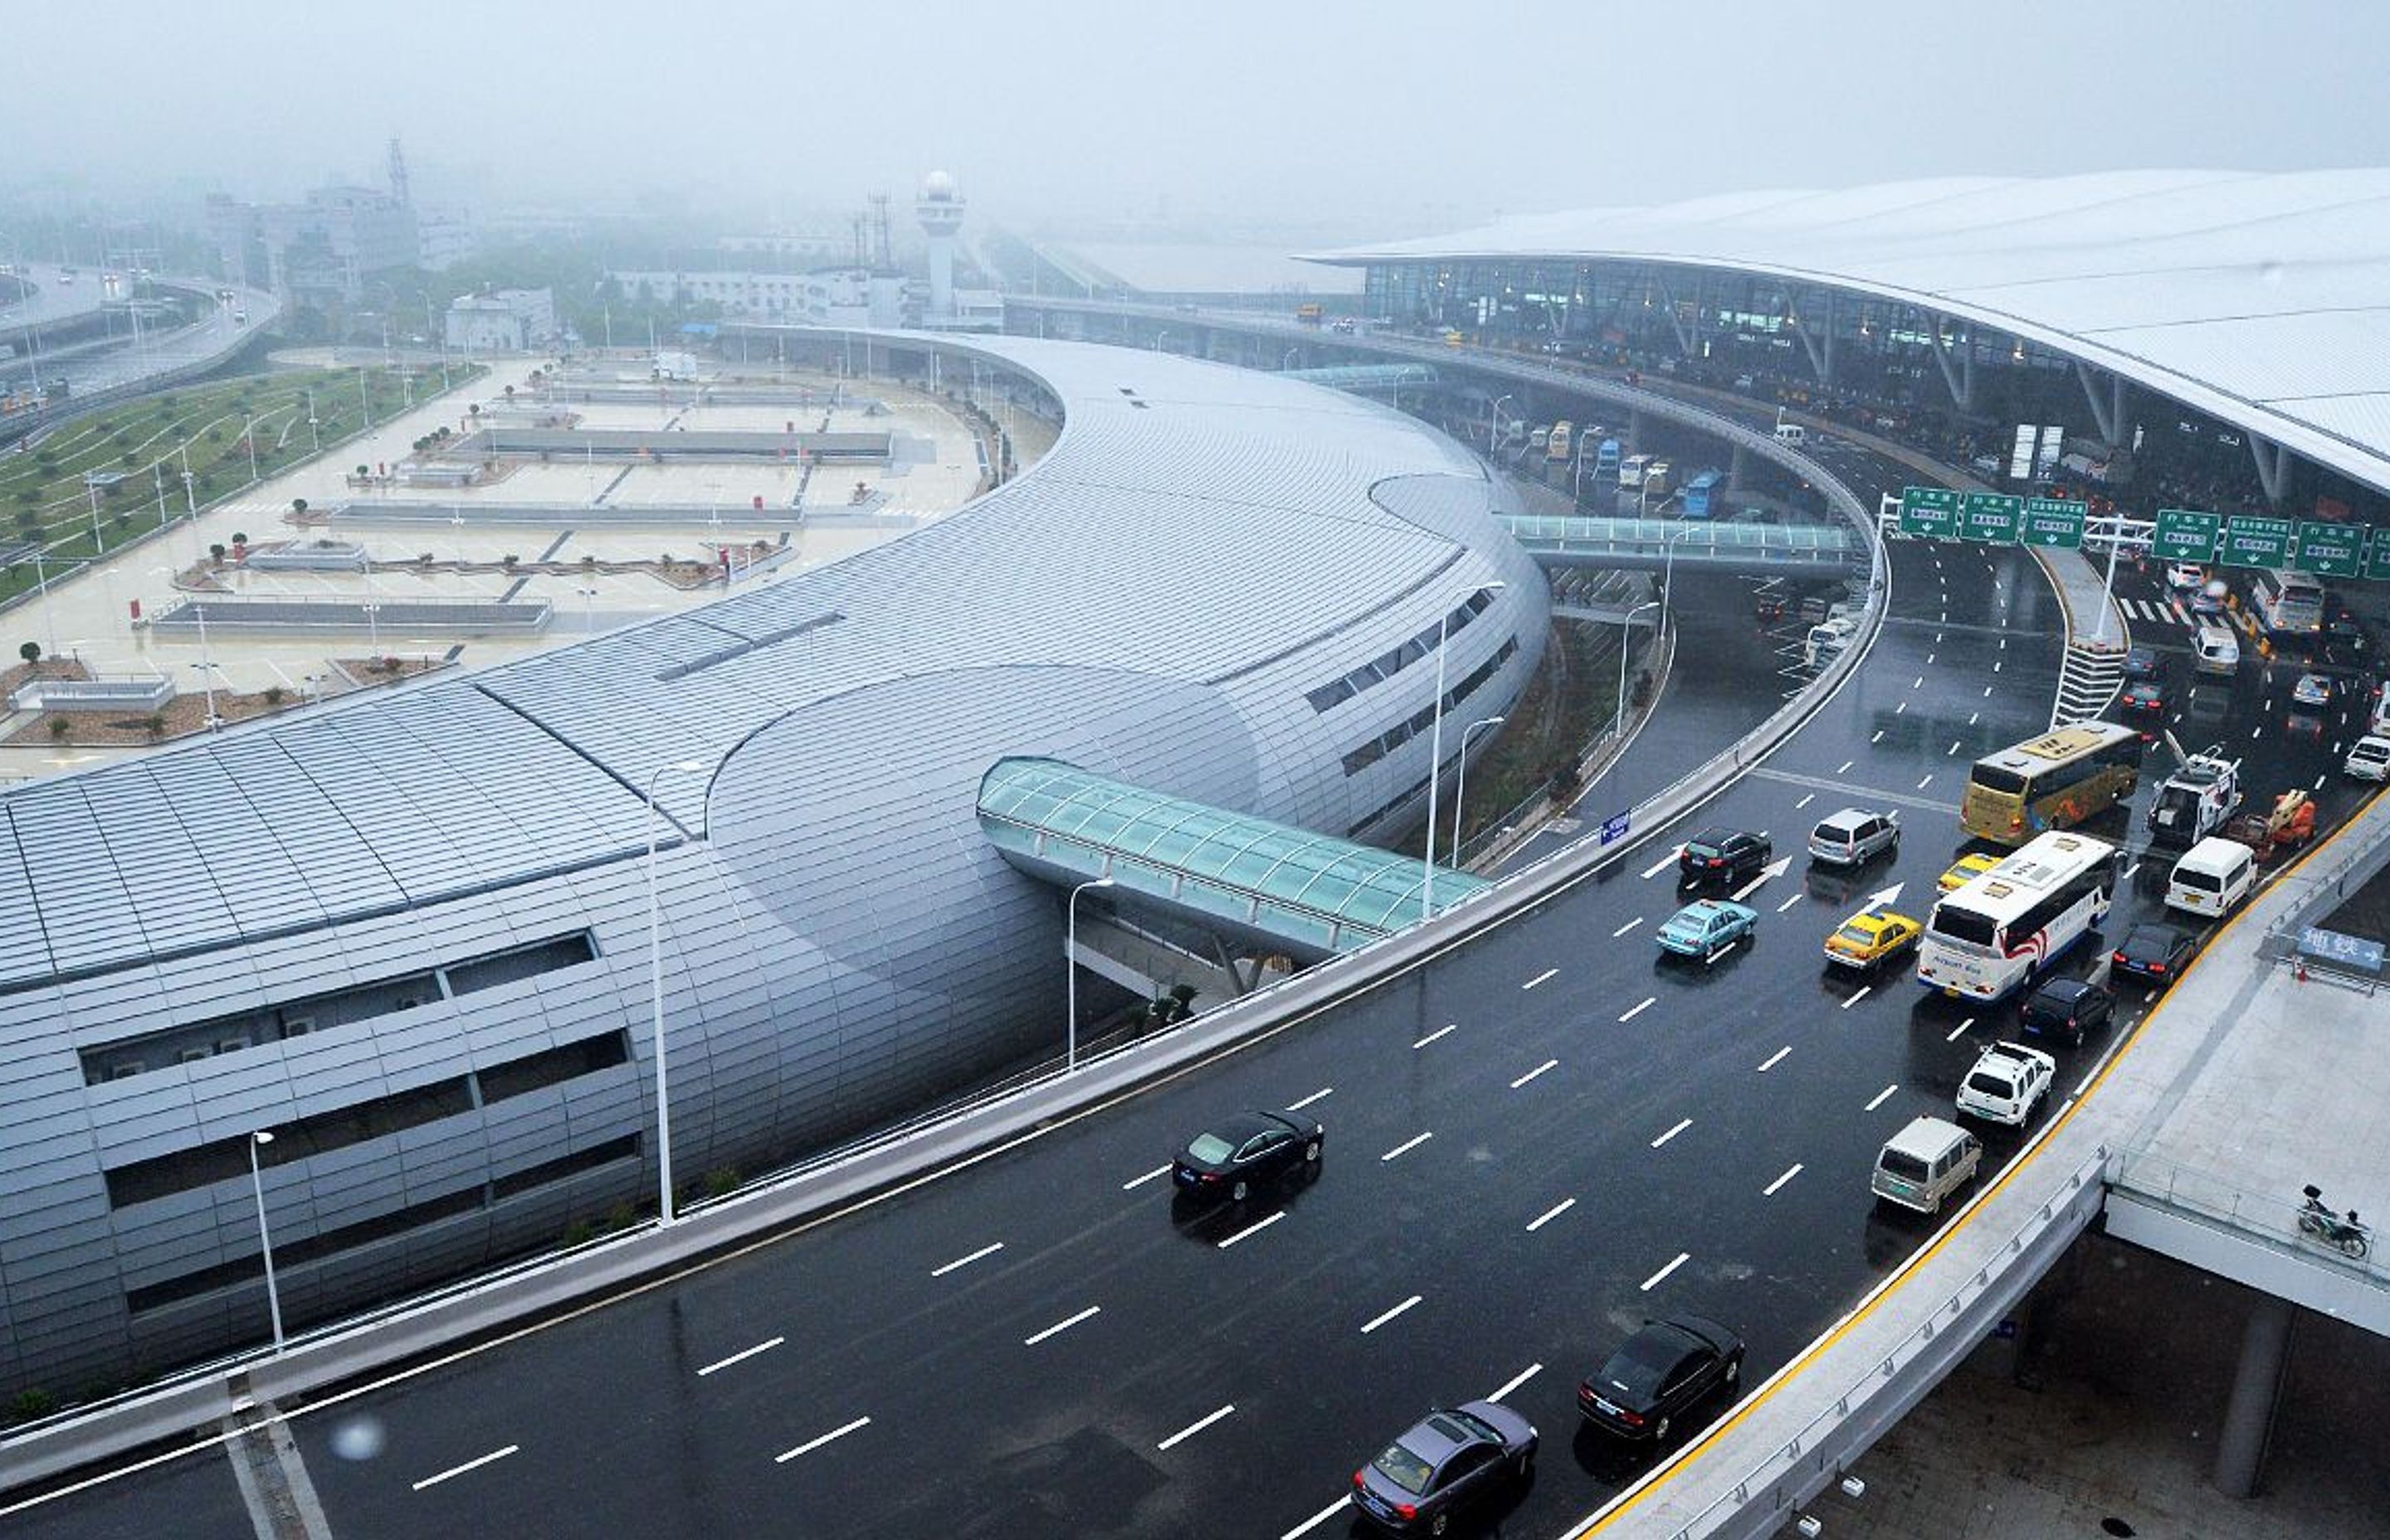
[2020,497,2087,550]
[1960,491,2022,544]
[2366,533,2390,583]
[1899,485,1960,539]
[2294,520,2368,579]
[2152,508,2221,564]
[2218,514,2295,571]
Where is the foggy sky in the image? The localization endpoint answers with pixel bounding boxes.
[8,0,2388,242]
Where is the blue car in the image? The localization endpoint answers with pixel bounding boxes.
[1656,899,1758,965]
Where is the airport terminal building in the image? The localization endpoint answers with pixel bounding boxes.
[0,339,1545,1399]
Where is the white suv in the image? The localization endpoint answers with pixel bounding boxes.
[2345,735,2390,783]
[1956,1041,2056,1127]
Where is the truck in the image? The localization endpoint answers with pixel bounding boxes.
[1294,303,1324,326]
[2147,748,2242,849]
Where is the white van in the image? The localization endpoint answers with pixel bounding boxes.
[1773,422,1807,448]
[2166,836,2256,919]
[1872,1116,1983,1216]
[2192,623,2241,676]
[1805,615,1860,670]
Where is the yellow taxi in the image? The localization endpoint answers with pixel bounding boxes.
[1823,906,1923,972]
[1937,852,2001,892]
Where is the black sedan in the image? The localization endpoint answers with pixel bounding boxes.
[1171,1110,1323,1203]
[2111,923,2197,987]
[1578,1314,1746,1443]
[2118,679,2168,716]
[1350,1399,1537,1535]
[2122,645,2163,680]
[1679,827,1772,885]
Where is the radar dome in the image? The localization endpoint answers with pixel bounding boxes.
[922,170,958,201]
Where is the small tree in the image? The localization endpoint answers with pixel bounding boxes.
[231,532,248,547]
[263,685,285,707]
[18,641,40,667]
[143,714,165,740]
[290,497,308,517]
[46,717,70,742]
[208,543,227,564]
[354,465,370,479]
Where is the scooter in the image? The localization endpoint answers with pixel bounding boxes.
[2297,1185,2371,1260]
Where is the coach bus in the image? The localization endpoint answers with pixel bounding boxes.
[1958,722,2144,845]
[1681,470,1728,518]
[1915,830,2122,1001]
[1547,421,1573,464]
[2255,570,2327,642]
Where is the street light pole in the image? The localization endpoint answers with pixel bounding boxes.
[1422,580,1506,920]
[1451,715,1507,858]
[247,1131,285,1354]
[196,602,222,729]
[1066,876,1117,1072]
[1489,394,1512,456]
[646,758,706,1224]
[1616,600,1661,738]
[85,479,105,554]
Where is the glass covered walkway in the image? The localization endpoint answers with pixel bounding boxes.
[977,758,1488,958]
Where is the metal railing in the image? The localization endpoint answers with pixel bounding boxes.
[2107,1146,2384,1284]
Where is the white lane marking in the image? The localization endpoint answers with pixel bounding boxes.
[1287,1086,1334,1111]
[1917,773,1934,790]
[1510,1058,1560,1089]
[1488,1362,1544,1403]
[1122,1163,1173,1191]
[1757,1045,1792,1072]
[1776,892,1804,914]
[1413,1023,1457,1049]
[1993,660,2003,672]
[773,1416,871,1464]
[1836,759,1855,774]
[1895,701,1907,716]
[1795,792,1815,809]
[1841,985,1873,1011]
[1935,632,1944,644]
[1641,1253,1690,1293]
[1948,739,1962,757]
[1968,711,1979,726]
[2314,772,2329,791]
[698,1335,787,1377]
[2122,861,2141,880]
[1945,1016,1976,1043]
[1866,1083,1899,1112]
[1361,1294,1423,1334]
[1612,916,1644,938]
[1024,1305,1101,1346]
[1620,997,1656,1023]
[1870,729,1885,743]
[1927,651,1937,665]
[1522,967,1558,990]
[1380,1131,1433,1162]
[1984,685,1994,697]
[1912,675,1924,690]
[1158,1404,1236,1452]
[2251,724,2263,739]
[1641,845,1685,879]
[1651,1117,1692,1148]
[1282,1497,1351,1540]
[1527,1197,1576,1232]
[930,1243,1003,1279]
[1217,1211,1285,1250]
[412,1445,520,1491]
[1763,1162,1805,1196]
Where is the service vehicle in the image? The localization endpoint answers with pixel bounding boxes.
[1938,852,2001,891]
[1351,1401,1537,1535]
[2147,749,2242,848]
[1295,303,1324,325]
[1872,1116,1982,1215]
[2345,734,2390,782]
[1955,1040,2056,1126]
[1916,831,2120,1001]
[1807,807,1900,867]
[1170,1110,1324,1204]
[1578,1315,1745,1444]
[1656,899,1758,965]
[1959,723,2144,844]
[1822,907,1922,972]
[2165,836,2256,918]
[2019,977,2114,1047]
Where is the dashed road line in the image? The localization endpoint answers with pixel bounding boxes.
[1361,1294,1423,1334]
[1158,1404,1236,1452]
[1522,967,1558,990]
[1287,1086,1333,1111]
[1217,1211,1285,1250]
[1488,1362,1543,1403]
[413,1445,520,1491]
[1651,1118,1691,1148]
[1283,1497,1350,1540]
[1945,1015,1976,1043]
[774,1417,871,1464]
[1380,1131,1433,1162]
[1841,985,1873,1011]
[1620,997,1656,1023]
[1763,1163,1805,1196]
[1640,1253,1690,1293]
[1024,1305,1101,1346]
[1796,792,1815,809]
[1612,917,1643,938]
[1866,1084,1899,1111]
[1413,1024,1457,1049]
[1757,1045,1792,1072]
[698,1336,787,1376]
[1776,892,1803,913]
[1527,1197,1576,1232]
[1510,1058,1559,1089]
[1123,1163,1173,1191]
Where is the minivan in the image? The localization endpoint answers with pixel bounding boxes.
[1872,1116,1983,1216]
[2166,836,2256,918]
[1809,807,1899,866]
[1804,616,1859,670]
[2192,623,2241,675]
[1772,422,1806,448]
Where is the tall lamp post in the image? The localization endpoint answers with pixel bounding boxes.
[1617,600,1661,737]
[646,758,706,1225]
[1422,579,1506,920]
[247,1130,285,1354]
[1066,876,1116,1072]
[1450,715,1506,858]
[1488,394,1513,456]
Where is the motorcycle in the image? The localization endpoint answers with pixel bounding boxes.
[2297,1185,2372,1260]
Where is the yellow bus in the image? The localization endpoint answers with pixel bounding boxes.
[1960,722,2144,845]
[1547,421,1573,464]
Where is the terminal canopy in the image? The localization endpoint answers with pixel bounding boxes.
[977,757,1489,958]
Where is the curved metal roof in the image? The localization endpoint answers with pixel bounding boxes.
[1313,170,2390,494]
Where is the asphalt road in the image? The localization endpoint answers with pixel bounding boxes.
[12,426,2375,1540]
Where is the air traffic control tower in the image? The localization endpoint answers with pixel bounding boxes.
[916,169,964,321]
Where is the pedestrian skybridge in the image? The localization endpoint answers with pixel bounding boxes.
[1283,363,1441,393]
[977,757,1488,959]
[1500,514,1865,576]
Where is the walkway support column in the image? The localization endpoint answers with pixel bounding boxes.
[2212,1294,2295,1498]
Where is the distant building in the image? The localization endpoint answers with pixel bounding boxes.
[445,288,557,352]
[417,208,479,273]
[608,270,810,319]
[205,186,419,306]
[717,232,843,265]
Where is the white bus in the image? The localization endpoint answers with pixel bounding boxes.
[1915,831,2121,1003]
[1619,453,1652,490]
[2255,570,2327,641]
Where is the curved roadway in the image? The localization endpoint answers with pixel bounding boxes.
[11,415,2373,1540]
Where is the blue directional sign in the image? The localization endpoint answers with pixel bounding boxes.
[2298,926,2384,977]
[1600,811,1632,846]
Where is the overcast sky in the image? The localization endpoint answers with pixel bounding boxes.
[8,0,2386,241]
